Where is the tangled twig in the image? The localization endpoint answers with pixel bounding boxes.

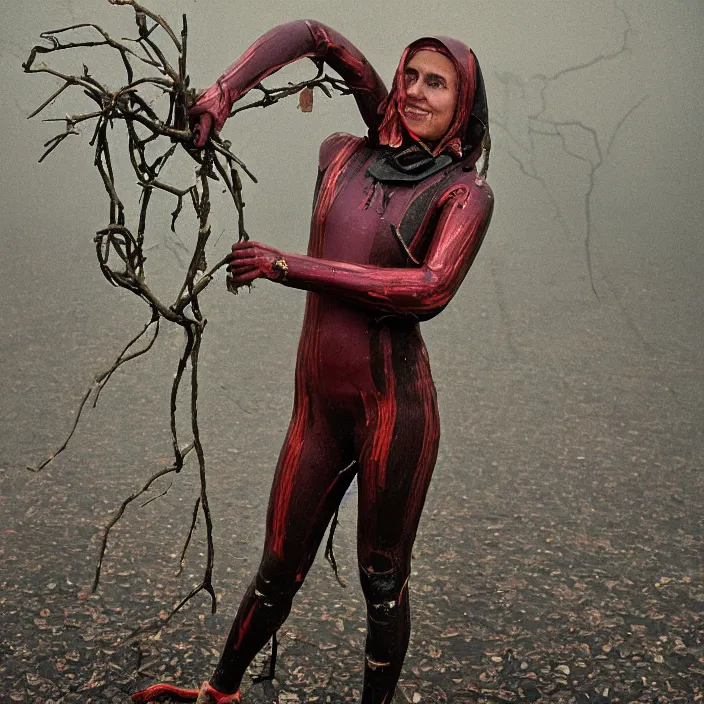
[24,0,346,620]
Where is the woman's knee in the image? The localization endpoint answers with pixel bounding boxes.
[358,555,410,623]
[253,551,307,610]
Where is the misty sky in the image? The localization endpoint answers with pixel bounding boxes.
[1,0,701,524]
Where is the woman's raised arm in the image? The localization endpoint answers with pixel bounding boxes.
[190,20,388,146]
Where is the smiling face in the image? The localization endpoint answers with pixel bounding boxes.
[402,49,459,143]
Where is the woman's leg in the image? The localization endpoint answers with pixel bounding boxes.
[210,397,358,694]
[356,333,441,704]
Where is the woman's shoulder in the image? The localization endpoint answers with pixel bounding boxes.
[439,167,494,211]
[318,132,367,170]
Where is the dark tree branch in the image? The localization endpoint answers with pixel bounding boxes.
[25,0,346,620]
[28,309,160,473]
[176,496,201,576]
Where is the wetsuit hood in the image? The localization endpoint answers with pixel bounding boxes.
[372,36,489,181]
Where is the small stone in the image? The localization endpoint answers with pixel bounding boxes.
[555,664,570,675]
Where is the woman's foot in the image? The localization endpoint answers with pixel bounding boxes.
[196,681,241,704]
[131,681,240,703]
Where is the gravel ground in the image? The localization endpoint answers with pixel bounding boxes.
[1,273,702,704]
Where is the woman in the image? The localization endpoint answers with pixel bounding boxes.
[133,19,493,704]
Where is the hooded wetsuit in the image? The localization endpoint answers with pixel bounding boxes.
[134,20,493,704]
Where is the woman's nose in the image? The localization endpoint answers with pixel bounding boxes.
[406,80,422,100]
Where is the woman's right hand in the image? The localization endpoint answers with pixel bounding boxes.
[189,111,214,149]
[188,82,236,148]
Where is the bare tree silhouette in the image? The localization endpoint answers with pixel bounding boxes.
[23,0,347,629]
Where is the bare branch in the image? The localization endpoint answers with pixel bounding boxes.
[38,129,79,163]
[176,496,200,575]
[25,0,343,617]
[108,0,182,52]
[27,82,71,119]
[230,71,347,118]
[28,310,159,472]
[93,311,160,407]
[187,326,217,614]
[28,385,94,473]
[91,444,194,593]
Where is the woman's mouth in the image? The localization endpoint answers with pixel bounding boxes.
[404,105,431,122]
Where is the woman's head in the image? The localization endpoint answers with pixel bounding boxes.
[402,49,458,143]
[377,36,487,164]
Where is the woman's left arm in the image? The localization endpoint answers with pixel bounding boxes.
[228,181,494,319]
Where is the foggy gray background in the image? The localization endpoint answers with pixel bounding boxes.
[0,0,702,698]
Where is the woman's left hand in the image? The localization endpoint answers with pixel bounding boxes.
[226,241,288,286]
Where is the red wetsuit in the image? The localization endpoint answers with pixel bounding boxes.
[135,20,493,704]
